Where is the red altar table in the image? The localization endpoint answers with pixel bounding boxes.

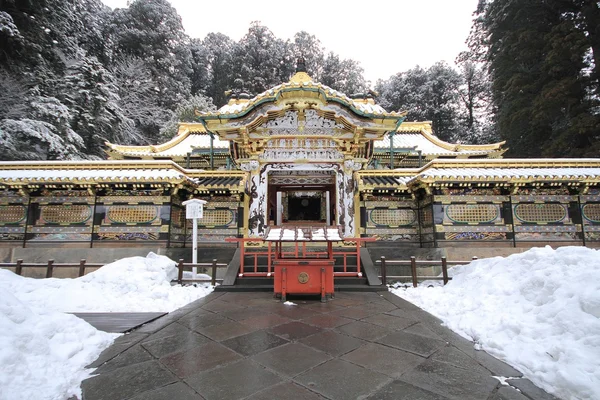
[264,226,343,302]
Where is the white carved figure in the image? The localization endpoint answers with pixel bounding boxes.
[240,160,260,171]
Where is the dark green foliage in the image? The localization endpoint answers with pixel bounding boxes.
[478,0,600,157]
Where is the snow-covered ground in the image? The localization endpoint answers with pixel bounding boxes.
[0,253,213,400]
[390,246,600,400]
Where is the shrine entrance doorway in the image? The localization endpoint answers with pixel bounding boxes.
[267,172,337,226]
[288,193,321,221]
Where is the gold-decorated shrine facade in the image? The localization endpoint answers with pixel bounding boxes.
[358,159,600,247]
[0,161,246,247]
[2,70,600,249]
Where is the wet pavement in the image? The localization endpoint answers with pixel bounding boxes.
[81,292,559,400]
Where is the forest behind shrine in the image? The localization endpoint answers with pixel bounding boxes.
[0,0,598,161]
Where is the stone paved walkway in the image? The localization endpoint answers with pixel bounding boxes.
[81,291,559,400]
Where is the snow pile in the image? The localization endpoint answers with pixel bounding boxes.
[0,252,213,312]
[0,288,118,400]
[390,246,600,400]
[0,252,214,400]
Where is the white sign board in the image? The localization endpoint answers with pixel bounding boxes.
[182,199,208,272]
[182,199,206,219]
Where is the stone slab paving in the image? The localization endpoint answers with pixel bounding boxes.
[81,291,560,400]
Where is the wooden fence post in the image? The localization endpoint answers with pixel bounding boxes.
[79,259,87,277]
[16,259,23,276]
[410,256,417,288]
[211,259,217,286]
[177,259,184,284]
[441,256,449,285]
[380,256,387,286]
[46,259,54,278]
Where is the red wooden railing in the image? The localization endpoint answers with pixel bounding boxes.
[225,237,375,277]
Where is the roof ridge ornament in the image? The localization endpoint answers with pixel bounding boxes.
[296,57,307,73]
[290,57,312,84]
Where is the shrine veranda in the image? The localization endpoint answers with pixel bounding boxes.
[2,69,600,255]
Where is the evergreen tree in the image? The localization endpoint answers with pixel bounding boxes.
[376,62,461,142]
[232,22,292,95]
[110,56,172,144]
[482,0,600,157]
[57,55,135,157]
[292,31,325,80]
[0,93,84,160]
[106,0,192,109]
[321,52,368,95]
[202,32,235,107]
[456,59,497,144]
[160,94,216,140]
[189,38,209,97]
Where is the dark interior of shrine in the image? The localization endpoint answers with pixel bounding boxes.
[288,197,321,221]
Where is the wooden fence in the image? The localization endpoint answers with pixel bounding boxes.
[377,256,478,287]
[0,259,104,278]
[0,258,228,286]
[176,259,228,286]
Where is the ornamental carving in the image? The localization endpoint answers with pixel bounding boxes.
[240,160,260,171]
[262,110,345,135]
[261,149,343,161]
[344,160,362,171]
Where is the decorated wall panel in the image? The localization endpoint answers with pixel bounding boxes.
[432,188,511,243]
[0,192,29,241]
[93,190,171,242]
[418,198,435,246]
[364,200,419,241]
[26,191,95,242]
[169,199,186,247]
[579,191,600,242]
[511,194,579,241]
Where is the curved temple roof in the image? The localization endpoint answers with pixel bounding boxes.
[105,70,505,162]
[375,122,505,158]
[106,127,229,159]
[214,71,398,119]
[358,158,600,192]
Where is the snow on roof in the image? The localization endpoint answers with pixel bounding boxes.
[116,133,229,157]
[218,74,387,116]
[375,133,490,156]
[0,168,186,182]
[361,175,413,187]
[418,166,600,180]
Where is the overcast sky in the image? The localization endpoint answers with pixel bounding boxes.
[101,0,479,83]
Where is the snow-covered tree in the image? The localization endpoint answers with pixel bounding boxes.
[321,52,368,95]
[106,0,192,109]
[57,55,136,156]
[0,94,84,160]
[376,62,462,142]
[232,22,293,95]
[110,56,172,144]
[202,33,235,107]
[292,31,325,81]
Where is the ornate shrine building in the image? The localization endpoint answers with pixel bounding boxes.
[1,67,600,250]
